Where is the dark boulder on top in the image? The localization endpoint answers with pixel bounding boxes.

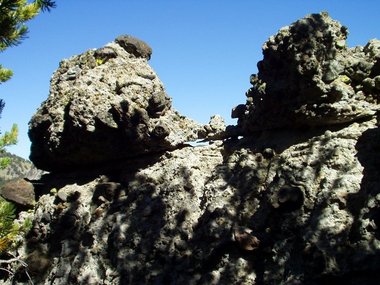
[115,35,152,60]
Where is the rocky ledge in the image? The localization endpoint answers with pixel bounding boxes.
[1,12,379,285]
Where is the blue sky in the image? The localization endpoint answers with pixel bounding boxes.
[1,0,380,159]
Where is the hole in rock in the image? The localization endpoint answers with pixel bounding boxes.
[276,186,305,212]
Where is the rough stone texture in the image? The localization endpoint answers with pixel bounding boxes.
[3,13,380,285]
[28,35,203,172]
[9,118,380,285]
[0,178,35,207]
[236,12,380,133]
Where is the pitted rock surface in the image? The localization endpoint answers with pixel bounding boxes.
[13,118,380,285]
[28,36,202,171]
[4,13,380,285]
[236,12,380,133]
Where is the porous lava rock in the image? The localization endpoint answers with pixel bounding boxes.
[16,118,380,285]
[235,12,380,133]
[28,35,202,171]
[4,13,380,285]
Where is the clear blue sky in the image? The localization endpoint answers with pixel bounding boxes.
[1,0,379,159]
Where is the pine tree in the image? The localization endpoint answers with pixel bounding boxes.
[0,123,17,168]
[0,1,55,48]
[0,0,56,83]
[0,196,16,253]
[0,2,54,280]
[0,0,55,166]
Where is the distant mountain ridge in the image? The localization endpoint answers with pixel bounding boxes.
[0,152,41,185]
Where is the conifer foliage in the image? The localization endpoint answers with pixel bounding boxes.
[0,1,55,280]
[0,196,32,281]
[0,124,17,169]
[0,196,16,253]
[0,0,56,83]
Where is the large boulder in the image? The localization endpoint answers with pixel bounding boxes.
[235,12,380,133]
[0,178,35,208]
[29,35,202,171]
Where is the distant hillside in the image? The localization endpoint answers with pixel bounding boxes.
[0,152,41,186]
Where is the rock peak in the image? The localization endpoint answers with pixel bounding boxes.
[28,37,201,171]
[234,12,380,133]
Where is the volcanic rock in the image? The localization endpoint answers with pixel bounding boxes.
[28,35,202,171]
[236,12,380,133]
[4,13,380,285]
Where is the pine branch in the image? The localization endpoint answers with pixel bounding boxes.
[35,0,56,12]
[0,0,56,83]
[0,66,13,83]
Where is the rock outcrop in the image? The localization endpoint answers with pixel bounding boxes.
[28,35,203,172]
[2,13,380,285]
[234,12,380,132]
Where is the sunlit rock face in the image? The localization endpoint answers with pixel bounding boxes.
[28,35,202,172]
[234,12,380,133]
[7,13,379,285]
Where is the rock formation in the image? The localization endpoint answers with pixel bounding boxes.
[2,13,380,285]
[234,12,380,132]
[28,35,203,171]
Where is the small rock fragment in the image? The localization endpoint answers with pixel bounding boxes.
[232,226,260,251]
